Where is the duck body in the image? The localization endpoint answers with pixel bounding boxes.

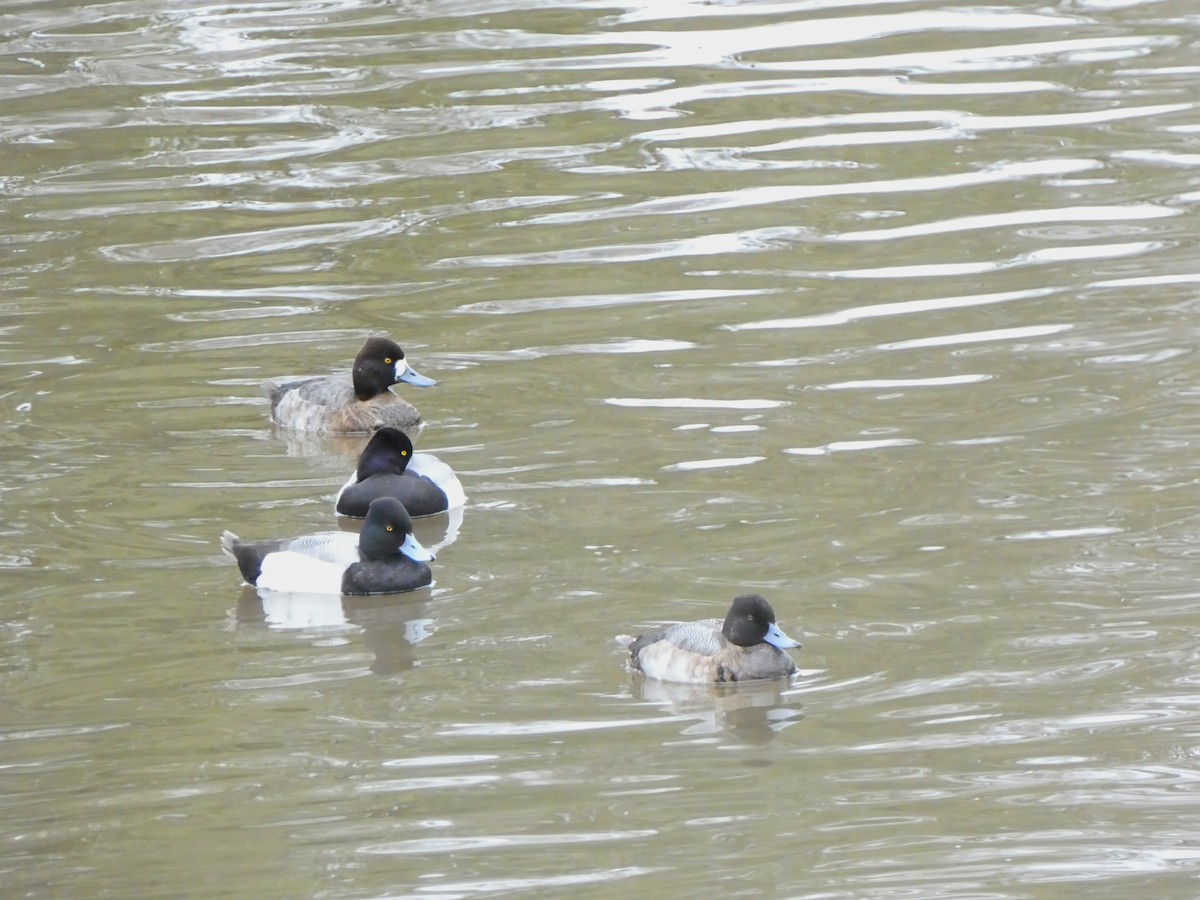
[221,497,434,595]
[621,594,800,684]
[335,427,465,518]
[266,336,436,435]
[268,374,422,435]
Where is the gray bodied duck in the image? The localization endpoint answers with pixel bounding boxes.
[618,594,801,683]
[265,336,436,434]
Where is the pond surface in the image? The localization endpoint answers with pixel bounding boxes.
[6,0,1200,896]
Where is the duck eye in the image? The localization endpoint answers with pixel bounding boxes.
[401,450,409,457]
[386,525,394,532]
[384,357,393,364]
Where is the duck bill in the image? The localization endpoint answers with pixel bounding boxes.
[400,532,435,562]
[395,361,437,387]
[764,622,801,650]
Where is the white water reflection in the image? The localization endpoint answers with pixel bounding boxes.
[879,323,1073,350]
[455,287,766,314]
[513,160,1103,228]
[728,287,1055,331]
[663,456,765,472]
[606,397,787,409]
[817,374,992,389]
[761,34,1177,73]
[786,438,921,456]
[834,203,1178,242]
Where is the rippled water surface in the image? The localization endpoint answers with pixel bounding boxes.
[6,0,1200,896]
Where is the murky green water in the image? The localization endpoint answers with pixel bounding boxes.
[6,0,1200,896]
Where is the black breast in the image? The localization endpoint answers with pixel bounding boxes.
[340,557,432,596]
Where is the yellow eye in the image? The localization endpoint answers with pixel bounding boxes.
[401,450,409,457]
[386,525,394,532]
[384,357,393,364]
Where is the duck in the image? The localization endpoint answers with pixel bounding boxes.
[220,497,434,595]
[335,427,466,518]
[264,336,436,434]
[618,594,800,683]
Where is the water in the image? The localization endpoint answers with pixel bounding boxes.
[5,0,1200,896]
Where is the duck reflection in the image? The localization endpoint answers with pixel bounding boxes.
[233,585,433,675]
[272,425,404,462]
[346,593,434,676]
[628,676,805,743]
[227,496,461,674]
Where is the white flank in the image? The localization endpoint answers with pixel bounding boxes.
[257,551,347,594]
[408,452,467,509]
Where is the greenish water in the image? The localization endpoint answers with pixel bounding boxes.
[5,1,1200,897]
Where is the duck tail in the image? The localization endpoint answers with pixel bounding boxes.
[219,530,262,585]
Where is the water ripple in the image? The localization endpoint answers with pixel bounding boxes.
[727,287,1056,332]
[358,828,658,855]
[7,0,1200,897]
[510,159,1102,228]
